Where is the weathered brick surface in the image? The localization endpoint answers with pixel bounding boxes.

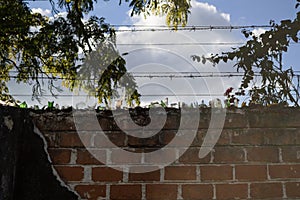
[263,128,298,145]
[213,147,245,163]
[246,146,279,163]
[75,185,106,200]
[178,147,211,164]
[146,184,177,200]
[110,185,142,200]
[92,167,123,182]
[76,149,104,165]
[269,164,300,179]
[281,146,300,162]
[216,184,248,200]
[54,166,84,182]
[48,148,71,164]
[127,134,160,148]
[164,166,196,180]
[285,182,300,198]
[143,148,177,164]
[250,183,283,199]
[200,165,233,181]
[43,131,58,147]
[194,129,232,147]
[231,128,264,145]
[58,132,86,148]
[235,165,267,181]
[94,131,126,148]
[181,184,213,200]
[129,170,160,182]
[27,108,300,199]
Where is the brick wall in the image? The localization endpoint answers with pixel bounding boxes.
[31,107,300,200]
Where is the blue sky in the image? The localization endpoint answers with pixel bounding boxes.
[11,0,299,107]
[28,0,298,27]
[91,0,298,25]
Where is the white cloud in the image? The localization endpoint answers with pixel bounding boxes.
[252,28,267,37]
[114,0,243,106]
[31,8,51,16]
[49,12,68,21]
[190,1,231,23]
[31,8,68,21]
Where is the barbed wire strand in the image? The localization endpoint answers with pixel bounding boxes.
[5,71,300,80]
[1,25,274,32]
[8,93,228,97]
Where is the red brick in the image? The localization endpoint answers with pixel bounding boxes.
[129,170,160,181]
[144,148,177,164]
[224,112,248,128]
[251,183,283,199]
[159,129,197,147]
[231,128,264,145]
[179,147,211,164]
[48,148,71,164]
[269,164,300,179]
[76,149,104,165]
[286,182,300,198]
[75,185,106,200]
[164,114,180,129]
[246,147,279,163]
[198,113,212,128]
[196,129,230,147]
[110,185,142,200]
[146,184,177,200]
[54,166,84,182]
[216,129,232,145]
[110,148,142,165]
[159,131,176,146]
[282,146,300,162]
[59,132,92,148]
[165,166,196,180]
[213,147,245,163]
[75,116,109,131]
[216,184,248,200]
[128,133,159,147]
[43,132,58,147]
[92,167,123,182]
[201,165,233,181]
[182,184,213,200]
[98,118,114,131]
[264,128,297,145]
[235,165,267,181]
[94,131,126,148]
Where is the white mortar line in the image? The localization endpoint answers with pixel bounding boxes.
[123,167,129,183]
[141,184,146,200]
[106,184,111,200]
[243,148,248,162]
[160,167,165,182]
[212,184,216,200]
[83,166,92,182]
[282,182,287,198]
[177,184,183,200]
[196,165,201,181]
[247,183,251,199]
[279,148,283,163]
[70,149,77,164]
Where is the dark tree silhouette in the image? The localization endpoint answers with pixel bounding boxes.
[1,0,190,105]
[192,1,300,106]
